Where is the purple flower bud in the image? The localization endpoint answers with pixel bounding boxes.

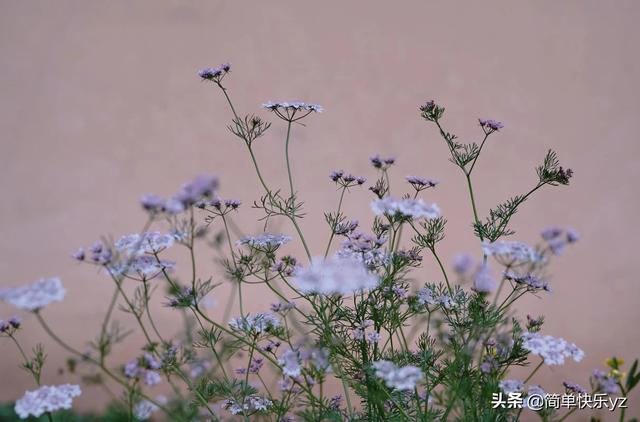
[9,316,21,329]
[71,248,85,261]
[140,193,164,212]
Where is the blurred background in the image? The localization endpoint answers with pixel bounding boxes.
[1,1,639,420]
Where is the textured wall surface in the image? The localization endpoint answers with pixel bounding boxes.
[1,1,639,420]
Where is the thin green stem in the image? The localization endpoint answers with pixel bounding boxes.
[284,120,294,198]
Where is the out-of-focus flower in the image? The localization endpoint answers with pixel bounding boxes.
[14,384,81,419]
[499,379,524,394]
[372,360,424,391]
[371,197,440,220]
[229,313,281,334]
[452,253,474,275]
[293,257,380,295]
[473,264,496,293]
[1,277,66,311]
[521,332,584,365]
[482,240,542,263]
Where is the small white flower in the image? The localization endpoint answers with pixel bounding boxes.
[229,312,281,334]
[482,240,542,263]
[115,231,175,254]
[372,360,424,391]
[499,379,524,394]
[293,257,380,296]
[14,384,81,419]
[238,233,291,250]
[278,349,302,377]
[133,400,159,420]
[371,197,440,220]
[521,332,584,365]
[1,277,66,311]
[473,264,496,293]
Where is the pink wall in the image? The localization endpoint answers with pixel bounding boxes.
[1,1,639,420]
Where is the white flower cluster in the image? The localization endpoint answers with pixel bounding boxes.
[372,360,424,391]
[521,332,585,365]
[0,277,66,311]
[229,312,281,334]
[262,101,324,113]
[115,232,175,254]
[417,286,461,309]
[278,348,302,377]
[238,233,292,250]
[223,395,273,415]
[371,197,440,220]
[14,384,81,419]
[133,400,159,420]
[293,257,380,296]
[482,240,542,263]
[109,255,175,278]
[499,379,524,394]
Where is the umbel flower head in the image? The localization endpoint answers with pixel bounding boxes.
[14,384,81,419]
[262,101,323,121]
[140,174,218,215]
[0,277,66,311]
[371,197,440,220]
[229,312,281,334]
[238,233,291,252]
[372,360,424,391]
[198,63,231,83]
[293,256,380,296]
[521,332,584,365]
[482,240,542,263]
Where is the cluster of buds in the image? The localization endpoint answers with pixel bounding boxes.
[406,176,439,192]
[198,198,241,215]
[369,155,395,171]
[329,170,366,188]
[0,316,21,334]
[271,256,298,277]
[419,100,445,122]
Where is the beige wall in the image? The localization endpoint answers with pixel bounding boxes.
[1,1,639,420]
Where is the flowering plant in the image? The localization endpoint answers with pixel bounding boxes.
[1,63,638,421]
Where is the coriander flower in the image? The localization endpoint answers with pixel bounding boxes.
[238,233,291,251]
[293,256,380,296]
[479,119,504,131]
[482,240,542,263]
[371,197,440,220]
[198,63,231,82]
[473,264,496,293]
[406,176,439,191]
[372,360,424,391]
[223,395,273,415]
[14,384,81,419]
[262,101,323,113]
[133,400,159,420]
[521,332,584,365]
[499,379,524,394]
[504,271,551,292]
[1,277,66,311]
[278,348,302,377]
[114,232,175,254]
[229,312,281,334]
[452,253,474,275]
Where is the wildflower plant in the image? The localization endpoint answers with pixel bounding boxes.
[0,62,637,422]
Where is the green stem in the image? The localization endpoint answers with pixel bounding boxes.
[285,120,294,198]
[324,187,347,257]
